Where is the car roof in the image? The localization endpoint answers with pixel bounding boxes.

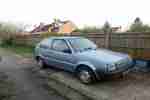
[47,36,82,40]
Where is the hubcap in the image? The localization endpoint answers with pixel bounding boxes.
[38,59,43,68]
[79,71,91,83]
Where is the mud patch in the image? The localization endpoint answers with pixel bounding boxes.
[17,58,35,64]
[0,72,16,100]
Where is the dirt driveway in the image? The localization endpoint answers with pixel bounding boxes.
[0,48,67,100]
[42,67,150,100]
[1,47,150,100]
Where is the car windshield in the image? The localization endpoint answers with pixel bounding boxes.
[69,38,97,52]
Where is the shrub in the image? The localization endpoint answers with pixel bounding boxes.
[74,26,103,33]
[0,22,23,45]
[2,37,14,45]
[127,17,150,32]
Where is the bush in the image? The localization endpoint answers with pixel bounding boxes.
[74,26,103,33]
[0,22,25,46]
[2,37,14,45]
[127,17,150,32]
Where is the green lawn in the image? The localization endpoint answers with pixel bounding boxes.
[0,44,34,58]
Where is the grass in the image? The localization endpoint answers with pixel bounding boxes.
[0,43,34,58]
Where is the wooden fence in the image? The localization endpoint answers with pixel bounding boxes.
[13,32,150,60]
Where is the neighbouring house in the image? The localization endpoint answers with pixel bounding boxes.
[111,26,122,32]
[30,20,76,34]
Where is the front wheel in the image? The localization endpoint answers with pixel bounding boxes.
[77,67,96,84]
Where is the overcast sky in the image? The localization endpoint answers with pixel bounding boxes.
[0,0,150,29]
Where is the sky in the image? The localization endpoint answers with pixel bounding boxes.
[0,0,150,30]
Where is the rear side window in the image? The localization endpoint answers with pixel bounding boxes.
[52,39,69,52]
[39,44,49,49]
[39,39,51,49]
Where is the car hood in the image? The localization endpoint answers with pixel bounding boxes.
[79,49,129,64]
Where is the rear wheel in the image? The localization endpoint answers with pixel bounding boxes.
[37,57,47,69]
[77,66,96,84]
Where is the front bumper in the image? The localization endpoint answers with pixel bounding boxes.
[95,62,135,80]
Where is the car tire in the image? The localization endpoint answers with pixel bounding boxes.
[77,67,96,84]
[37,58,47,69]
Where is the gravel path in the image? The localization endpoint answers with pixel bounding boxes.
[0,48,67,100]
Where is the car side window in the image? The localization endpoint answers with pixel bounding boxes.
[52,39,71,53]
[39,39,51,49]
[39,44,49,49]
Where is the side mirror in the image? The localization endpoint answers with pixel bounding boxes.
[63,49,72,54]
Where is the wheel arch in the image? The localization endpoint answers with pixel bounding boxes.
[35,56,40,61]
[75,62,96,72]
[75,62,99,79]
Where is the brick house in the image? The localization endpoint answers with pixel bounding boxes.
[30,20,76,34]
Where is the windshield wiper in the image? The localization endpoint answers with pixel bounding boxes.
[77,47,96,52]
[83,47,95,51]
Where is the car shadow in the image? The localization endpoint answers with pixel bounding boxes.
[38,65,150,85]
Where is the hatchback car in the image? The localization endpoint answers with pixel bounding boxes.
[34,37,134,84]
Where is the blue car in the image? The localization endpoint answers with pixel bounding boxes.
[34,37,134,84]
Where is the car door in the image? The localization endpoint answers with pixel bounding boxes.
[46,39,76,71]
[39,39,53,64]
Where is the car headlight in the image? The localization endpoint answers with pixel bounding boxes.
[106,64,117,71]
[128,56,132,62]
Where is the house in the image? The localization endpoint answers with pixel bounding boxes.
[30,23,52,33]
[30,20,76,34]
[111,26,122,32]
